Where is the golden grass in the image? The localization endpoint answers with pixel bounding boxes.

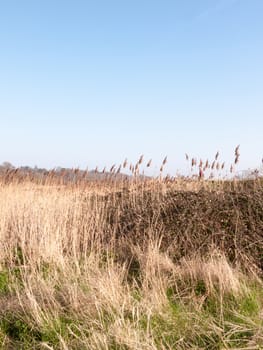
[0,170,262,349]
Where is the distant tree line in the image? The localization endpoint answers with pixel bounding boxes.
[0,162,129,182]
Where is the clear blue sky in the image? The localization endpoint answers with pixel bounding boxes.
[0,0,262,174]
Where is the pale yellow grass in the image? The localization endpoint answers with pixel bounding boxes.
[0,181,262,349]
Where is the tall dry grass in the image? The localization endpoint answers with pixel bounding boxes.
[0,166,262,349]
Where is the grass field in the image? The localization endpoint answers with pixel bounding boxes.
[0,164,262,349]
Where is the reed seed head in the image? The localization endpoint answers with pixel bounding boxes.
[146,159,152,167]
[199,168,204,179]
[110,164,115,173]
[123,159,128,168]
[162,156,167,165]
[138,155,144,165]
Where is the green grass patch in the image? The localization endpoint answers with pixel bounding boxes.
[0,270,9,295]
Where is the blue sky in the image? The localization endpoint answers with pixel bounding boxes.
[0,0,262,174]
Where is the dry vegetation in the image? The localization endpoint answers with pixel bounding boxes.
[0,154,262,349]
